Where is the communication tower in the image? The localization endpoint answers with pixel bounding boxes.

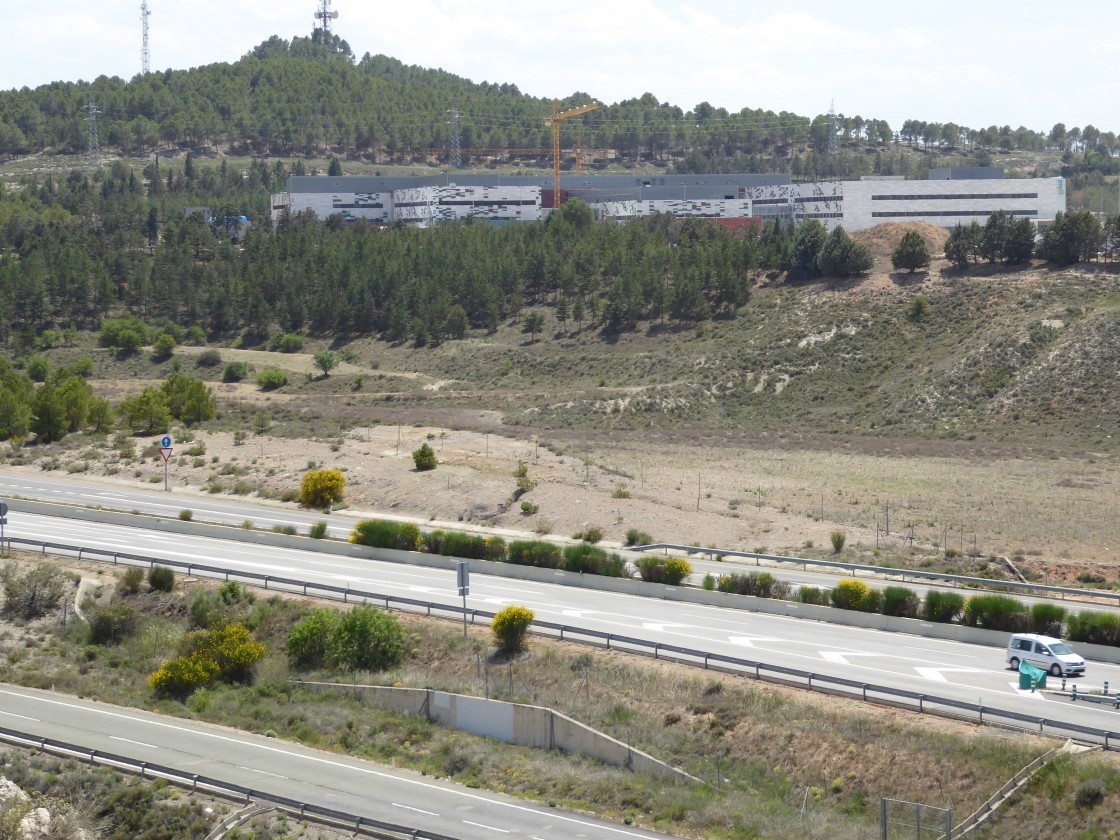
[827,100,838,158]
[314,0,339,35]
[87,101,102,170]
[140,2,151,74]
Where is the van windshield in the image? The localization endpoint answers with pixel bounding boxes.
[1050,643,1072,655]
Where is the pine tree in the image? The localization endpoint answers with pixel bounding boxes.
[891,230,931,273]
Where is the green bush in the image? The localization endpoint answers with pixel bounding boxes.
[120,566,145,594]
[520,501,539,515]
[412,443,437,471]
[426,530,505,561]
[222,361,248,383]
[309,520,329,539]
[924,590,965,623]
[492,605,534,653]
[635,556,664,582]
[506,540,562,568]
[663,558,692,585]
[830,530,846,553]
[702,573,716,591]
[1075,778,1106,808]
[625,529,653,546]
[152,332,176,359]
[178,509,193,521]
[881,586,921,618]
[148,565,175,592]
[287,608,338,669]
[88,603,141,645]
[300,468,346,508]
[257,369,289,390]
[195,349,222,368]
[1031,603,1067,637]
[580,526,603,544]
[798,586,830,605]
[269,332,305,353]
[1067,611,1120,646]
[635,557,691,585]
[962,594,1030,631]
[350,519,422,551]
[718,572,789,600]
[562,543,627,577]
[326,606,404,672]
[830,578,873,611]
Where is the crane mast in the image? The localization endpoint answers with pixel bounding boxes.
[543,100,599,208]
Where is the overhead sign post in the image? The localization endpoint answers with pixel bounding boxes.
[159,436,173,492]
[456,560,470,639]
[0,500,7,557]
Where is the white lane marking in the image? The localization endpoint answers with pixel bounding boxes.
[111,736,159,749]
[393,803,438,816]
[236,764,288,779]
[728,636,782,647]
[820,651,881,665]
[483,597,506,605]
[915,667,986,682]
[463,820,509,833]
[642,623,689,633]
[563,609,592,618]
[0,710,39,722]
[0,689,660,839]
[1010,683,1049,699]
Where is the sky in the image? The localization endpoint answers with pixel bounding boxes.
[3,1,1119,135]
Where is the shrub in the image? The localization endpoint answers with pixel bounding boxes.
[1,564,68,620]
[222,361,249,382]
[663,557,692,585]
[1031,603,1067,637]
[962,594,1030,631]
[562,543,627,577]
[520,501,539,515]
[269,332,304,353]
[287,608,339,669]
[1075,778,1106,808]
[922,590,964,623]
[178,509,193,521]
[149,653,219,700]
[702,573,716,591]
[1067,611,1120,646]
[506,540,562,568]
[152,332,176,359]
[492,605,534,653]
[881,586,921,618]
[88,603,141,645]
[26,356,51,382]
[799,585,830,606]
[426,530,505,561]
[350,519,422,551]
[148,565,175,592]
[188,590,225,629]
[718,572,789,600]
[300,468,346,508]
[830,530,846,553]
[151,622,265,698]
[412,443,438,471]
[309,520,329,539]
[830,578,874,612]
[257,369,289,391]
[326,606,404,672]
[196,349,222,368]
[120,566,145,594]
[572,526,603,543]
[635,556,664,583]
[625,529,653,546]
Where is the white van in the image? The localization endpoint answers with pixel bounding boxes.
[1006,633,1085,677]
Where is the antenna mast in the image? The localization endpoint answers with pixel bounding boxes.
[449,107,461,169]
[827,100,838,158]
[87,101,102,170]
[140,2,151,74]
[314,0,339,35]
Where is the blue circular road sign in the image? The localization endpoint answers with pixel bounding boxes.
[161,436,172,448]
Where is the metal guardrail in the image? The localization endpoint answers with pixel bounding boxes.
[9,534,1120,751]
[0,724,459,840]
[634,542,1120,604]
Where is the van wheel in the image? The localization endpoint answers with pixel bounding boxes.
[1009,657,1019,670]
[1050,664,1062,677]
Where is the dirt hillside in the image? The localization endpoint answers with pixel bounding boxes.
[850,221,950,258]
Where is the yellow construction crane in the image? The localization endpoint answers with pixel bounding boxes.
[544,99,599,207]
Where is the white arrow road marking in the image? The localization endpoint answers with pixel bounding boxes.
[820,651,881,665]
[642,623,689,633]
[915,667,986,682]
[728,636,783,647]
[1010,683,1049,699]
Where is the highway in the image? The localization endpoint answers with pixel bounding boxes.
[0,683,675,840]
[1,473,1109,613]
[5,506,1120,743]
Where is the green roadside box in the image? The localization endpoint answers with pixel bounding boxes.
[1018,660,1047,691]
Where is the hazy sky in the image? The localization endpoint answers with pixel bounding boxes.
[3,1,1117,134]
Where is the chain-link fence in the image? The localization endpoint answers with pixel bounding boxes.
[881,798,952,840]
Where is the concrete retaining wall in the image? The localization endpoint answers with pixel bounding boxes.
[13,499,1120,667]
[298,681,695,782]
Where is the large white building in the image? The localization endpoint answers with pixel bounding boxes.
[271,171,1065,231]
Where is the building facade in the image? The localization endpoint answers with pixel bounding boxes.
[271,172,1065,231]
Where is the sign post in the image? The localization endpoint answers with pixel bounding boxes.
[159,435,173,492]
[0,500,7,557]
[456,560,470,639]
